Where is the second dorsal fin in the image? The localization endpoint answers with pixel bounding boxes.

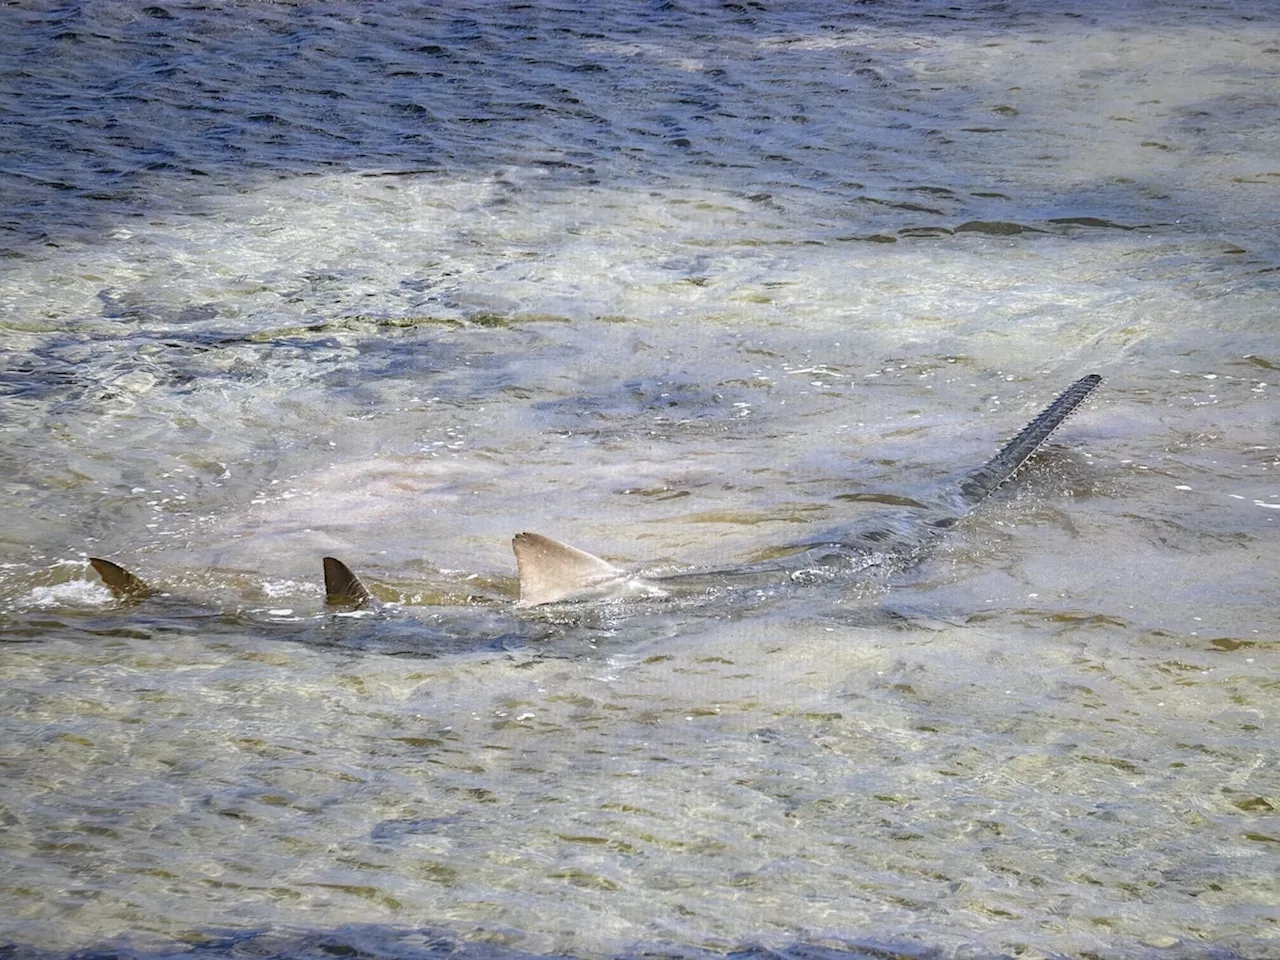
[322,556,377,609]
[512,532,626,606]
[89,557,154,601]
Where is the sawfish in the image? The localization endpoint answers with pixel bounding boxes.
[89,374,1101,639]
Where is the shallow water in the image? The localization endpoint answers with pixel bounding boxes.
[1,2,1277,959]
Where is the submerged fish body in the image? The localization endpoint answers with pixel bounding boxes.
[501,373,1104,610]
[82,554,551,657]
[90,375,1102,650]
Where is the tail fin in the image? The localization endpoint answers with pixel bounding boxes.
[958,374,1102,508]
[89,557,154,601]
[323,557,377,609]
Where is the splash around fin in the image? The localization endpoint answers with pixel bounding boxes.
[323,556,378,609]
[88,557,154,601]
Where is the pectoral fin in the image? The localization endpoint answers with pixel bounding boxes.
[89,557,154,601]
[323,556,377,609]
[512,532,627,606]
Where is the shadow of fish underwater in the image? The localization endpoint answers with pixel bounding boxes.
[89,375,1102,653]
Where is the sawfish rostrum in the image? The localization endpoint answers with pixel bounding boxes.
[316,374,1103,616]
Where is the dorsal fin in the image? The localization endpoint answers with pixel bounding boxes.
[512,532,626,606]
[88,557,154,601]
[323,556,377,609]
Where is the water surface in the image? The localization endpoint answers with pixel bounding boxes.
[0,2,1276,958]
